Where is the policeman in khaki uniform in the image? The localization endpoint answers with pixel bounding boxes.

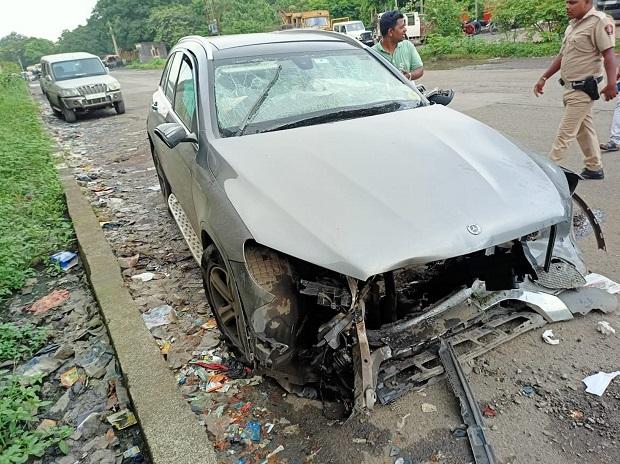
[534,0,617,180]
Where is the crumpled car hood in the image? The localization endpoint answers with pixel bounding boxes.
[213,105,568,280]
[55,74,119,90]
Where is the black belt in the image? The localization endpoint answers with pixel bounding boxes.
[559,76,603,88]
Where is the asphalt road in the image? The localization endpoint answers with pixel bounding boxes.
[35,62,620,464]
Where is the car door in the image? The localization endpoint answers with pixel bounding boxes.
[169,53,199,228]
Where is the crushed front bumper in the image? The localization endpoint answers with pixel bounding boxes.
[350,278,618,411]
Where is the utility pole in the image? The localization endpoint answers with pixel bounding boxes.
[108,22,120,57]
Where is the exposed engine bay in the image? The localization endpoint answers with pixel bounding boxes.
[245,220,617,414]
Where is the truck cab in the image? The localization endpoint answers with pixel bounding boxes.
[332,20,375,46]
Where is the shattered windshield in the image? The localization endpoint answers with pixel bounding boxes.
[52,58,106,81]
[214,49,423,136]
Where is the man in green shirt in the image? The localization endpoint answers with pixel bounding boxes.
[373,10,424,81]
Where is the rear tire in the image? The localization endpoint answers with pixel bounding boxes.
[114,100,125,114]
[62,108,77,123]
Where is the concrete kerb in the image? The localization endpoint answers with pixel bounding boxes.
[58,167,217,464]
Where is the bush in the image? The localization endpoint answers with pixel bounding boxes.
[0,323,48,364]
[421,35,561,59]
[424,0,466,37]
[125,58,166,70]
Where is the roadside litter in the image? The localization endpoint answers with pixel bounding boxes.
[28,289,70,314]
[142,305,175,330]
[60,367,80,387]
[542,329,560,345]
[597,321,616,336]
[51,251,79,271]
[584,273,620,294]
[107,409,137,430]
[582,371,620,396]
[131,272,155,282]
[118,254,139,269]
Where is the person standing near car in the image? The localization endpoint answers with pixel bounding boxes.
[534,0,617,180]
[373,10,424,81]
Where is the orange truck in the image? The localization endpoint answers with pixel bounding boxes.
[280,10,331,31]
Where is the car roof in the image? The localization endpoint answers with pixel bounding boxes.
[41,52,99,64]
[180,31,361,54]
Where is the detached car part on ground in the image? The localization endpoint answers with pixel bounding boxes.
[146,31,617,414]
[40,52,125,123]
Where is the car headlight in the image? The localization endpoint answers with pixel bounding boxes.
[59,89,80,98]
[107,81,121,91]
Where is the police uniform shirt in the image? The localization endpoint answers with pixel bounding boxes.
[560,8,615,82]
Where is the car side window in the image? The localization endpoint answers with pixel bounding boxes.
[165,53,183,103]
[173,55,197,134]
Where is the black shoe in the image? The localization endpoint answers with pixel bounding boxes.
[580,168,604,180]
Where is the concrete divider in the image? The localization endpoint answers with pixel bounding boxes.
[59,167,217,464]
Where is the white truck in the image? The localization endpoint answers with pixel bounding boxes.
[377,11,423,43]
[332,20,375,46]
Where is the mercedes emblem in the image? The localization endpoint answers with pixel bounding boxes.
[467,224,481,235]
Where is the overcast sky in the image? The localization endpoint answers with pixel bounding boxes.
[1,0,98,41]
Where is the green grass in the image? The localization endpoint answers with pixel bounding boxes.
[420,36,562,60]
[125,58,166,70]
[0,73,73,298]
[0,323,48,364]
[0,374,72,462]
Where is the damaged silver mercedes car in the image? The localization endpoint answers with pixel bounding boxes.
[146,31,617,413]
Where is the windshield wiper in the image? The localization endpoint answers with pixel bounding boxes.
[260,101,412,133]
[237,64,283,136]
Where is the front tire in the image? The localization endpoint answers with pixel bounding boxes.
[62,108,77,123]
[201,245,249,362]
[114,100,125,114]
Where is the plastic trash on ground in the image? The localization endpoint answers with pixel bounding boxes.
[597,321,616,336]
[582,371,620,396]
[542,329,560,345]
[28,289,70,314]
[51,251,78,271]
[584,273,620,294]
[142,305,175,330]
[107,408,137,430]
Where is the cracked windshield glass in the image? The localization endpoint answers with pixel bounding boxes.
[214,49,423,135]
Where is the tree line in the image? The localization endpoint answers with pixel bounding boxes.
[1,0,567,68]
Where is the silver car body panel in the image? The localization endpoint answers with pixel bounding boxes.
[214,104,570,280]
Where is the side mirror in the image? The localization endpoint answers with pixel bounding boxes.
[154,123,197,149]
[426,88,455,107]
